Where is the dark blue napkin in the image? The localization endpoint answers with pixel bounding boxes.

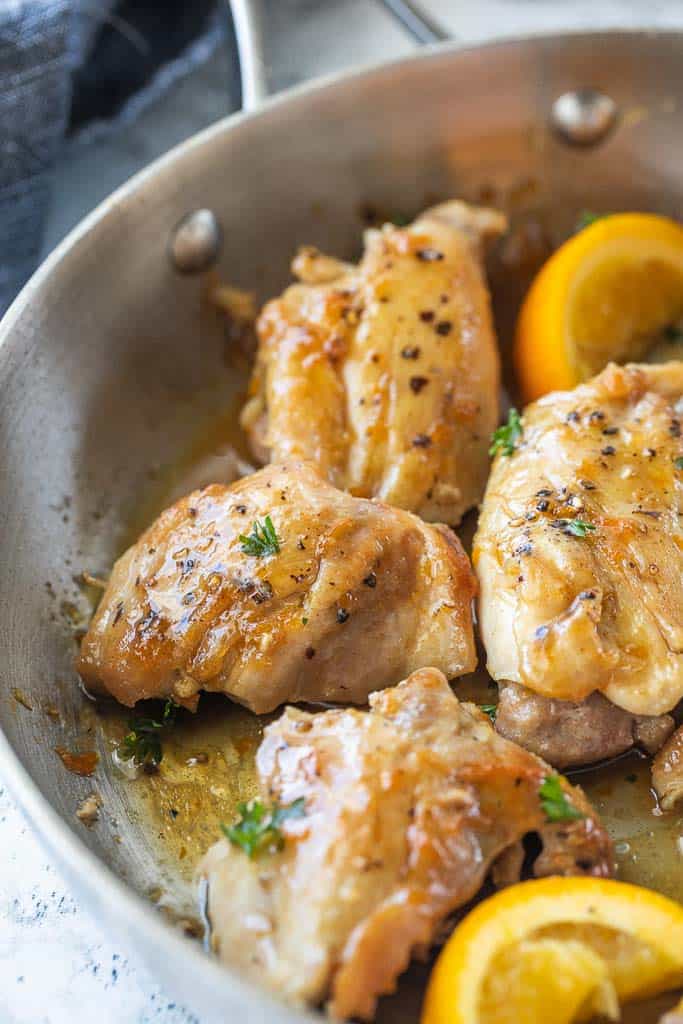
[0,0,71,313]
[0,0,227,316]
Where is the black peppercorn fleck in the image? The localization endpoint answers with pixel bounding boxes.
[409,376,429,394]
[416,247,444,262]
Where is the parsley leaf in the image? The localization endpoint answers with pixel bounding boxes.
[575,210,603,232]
[490,409,523,458]
[239,515,281,557]
[539,774,585,823]
[480,704,497,723]
[551,517,596,538]
[222,797,306,858]
[675,457,683,471]
[118,698,178,768]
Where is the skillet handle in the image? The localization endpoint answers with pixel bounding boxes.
[229,0,269,110]
[228,0,449,111]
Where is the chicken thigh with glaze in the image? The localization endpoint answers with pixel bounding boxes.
[77,462,476,712]
[475,362,683,766]
[201,668,613,1020]
[240,200,505,524]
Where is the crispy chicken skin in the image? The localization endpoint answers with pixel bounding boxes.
[240,201,505,524]
[496,681,675,769]
[77,463,476,713]
[652,725,683,810]
[201,668,613,1020]
[475,362,683,719]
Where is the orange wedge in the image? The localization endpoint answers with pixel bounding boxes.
[422,877,683,1024]
[514,213,683,403]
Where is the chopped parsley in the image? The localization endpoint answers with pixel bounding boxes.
[239,515,281,557]
[675,457,683,471]
[551,518,596,538]
[222,797,306,858]
[480,704,497,723]
[118,698,178,768]
[539,774,585,823]
[575,210,603,231]
[663,324,682,342]
[490,408,523,458]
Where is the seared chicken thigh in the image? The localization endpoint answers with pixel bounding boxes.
[77,463,476,713]
[241,201,505,524]
[201,668,612,1020]
[475,363,683,767]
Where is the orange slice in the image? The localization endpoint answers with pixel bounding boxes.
[514,213,683,403]
[421,877,683,1024]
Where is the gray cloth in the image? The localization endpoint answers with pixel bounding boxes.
[0,0,225,316]
[0,0,71,313]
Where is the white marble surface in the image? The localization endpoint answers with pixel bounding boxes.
[5,2,683,1022]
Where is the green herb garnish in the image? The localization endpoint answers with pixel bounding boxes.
[675,457,683,471]
[539,774,585,823]
[663,324,682,342]
[222,797,306,858]
[118,698,178,768]
[575,210,603,232]
[550,517,596,538]
[239,515,281,557]
[489,408,523,458]
[481,700,497,724]
[563,518,596,538]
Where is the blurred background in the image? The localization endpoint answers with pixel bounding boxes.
[2,2,683,1022]
[4,0,683,317]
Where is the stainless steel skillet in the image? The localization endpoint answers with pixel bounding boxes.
[0,4,682,1020]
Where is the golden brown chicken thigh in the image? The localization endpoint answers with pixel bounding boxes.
[77,463,476,712]
[475,362,683,764]
[240,201,505,524]
[201,668,613,1020]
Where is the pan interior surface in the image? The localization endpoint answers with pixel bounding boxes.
[0,31,682,1023]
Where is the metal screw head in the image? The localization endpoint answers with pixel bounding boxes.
[551,89,618,147]
[169,209,223,274]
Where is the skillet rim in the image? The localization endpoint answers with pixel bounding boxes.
[0,27,681,1021]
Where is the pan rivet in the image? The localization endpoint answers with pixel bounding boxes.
[551,89,618,147]
[169,209,223,274]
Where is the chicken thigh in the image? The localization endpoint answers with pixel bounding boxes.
[240,201,505,524]
[201,668,613,1020]
[77,462,476,713]
[475,362,683,765]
